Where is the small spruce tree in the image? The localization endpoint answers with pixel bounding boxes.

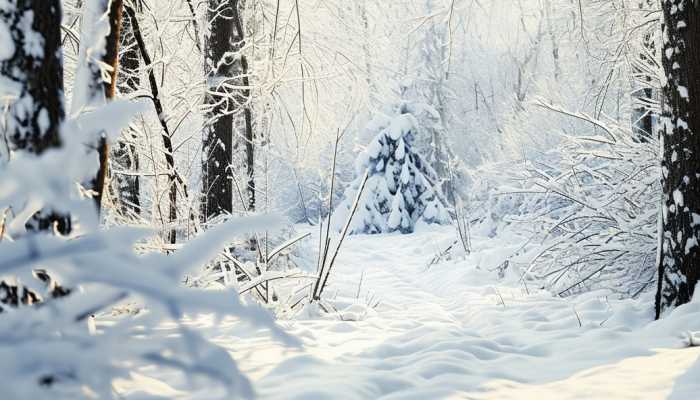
[337,103,449,234]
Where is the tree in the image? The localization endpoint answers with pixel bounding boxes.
[72,0,125,215]
[336,103,449,235]
[232,0,255,214]
[111,0,141,216]
[202,0,235,219]
[202,0,255,221]
[0,0,70,306]
[656,0,700,317]
[0,0,70,234]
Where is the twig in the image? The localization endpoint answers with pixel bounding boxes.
[313,170,370,301]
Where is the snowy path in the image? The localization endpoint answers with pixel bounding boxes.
[119,227,700,399]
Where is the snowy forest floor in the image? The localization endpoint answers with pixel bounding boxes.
[115,226,700,399]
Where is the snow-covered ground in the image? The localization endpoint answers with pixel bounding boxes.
[116,226,700,399]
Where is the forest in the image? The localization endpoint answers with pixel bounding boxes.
[0,0,699,398]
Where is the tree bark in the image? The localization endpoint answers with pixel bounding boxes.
[232,0,255,213]
[89,0,124,215]
[0,0,70,234]
[656,0,700,318]
[1,0,65,154]
[0,0,71,307]
[112,1,141,216]
[202,0,235,219]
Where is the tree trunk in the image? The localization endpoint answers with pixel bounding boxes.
[656,0,700,318]
[202,0,235,219]
[0,0,70,234]
[232,0,255,213]
[71,0,122,216]
[1,0,65,154]
[202,0,255,219]
[111,0,141,216]
[0,0,71,307]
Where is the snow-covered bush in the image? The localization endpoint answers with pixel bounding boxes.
[465,104,659,298]
[335,103,449,234]
[520,106,658,298]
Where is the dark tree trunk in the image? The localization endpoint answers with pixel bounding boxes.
[656,0,700,318]
[1,0,64,154]
[202,0,255,220]
[232,0,255,213]
[0,0,70,234]
[111,1,142,216]
[202,0,235,219]
[0,0,71,308]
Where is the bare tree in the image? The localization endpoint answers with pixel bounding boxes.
[83,0,125,215]
[202,0,255,221]
[233,0,255,214]
[124,4,179,244]
[111,0,142,216]
[202,0,235,219]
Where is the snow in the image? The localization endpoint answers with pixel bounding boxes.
[1,0,696,397]
[0,19,14,61]
[19,11,43,58]
[115,225,700,399]
[673,189,684,207]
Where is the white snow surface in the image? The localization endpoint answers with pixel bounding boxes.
[117,225,700,399]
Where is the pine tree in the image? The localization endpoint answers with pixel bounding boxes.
[656,0,700,317]
[337,103,449,235]
[231,0,255,213]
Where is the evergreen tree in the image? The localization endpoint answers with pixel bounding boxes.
[656,0,700,317]
[337,103,449,234]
